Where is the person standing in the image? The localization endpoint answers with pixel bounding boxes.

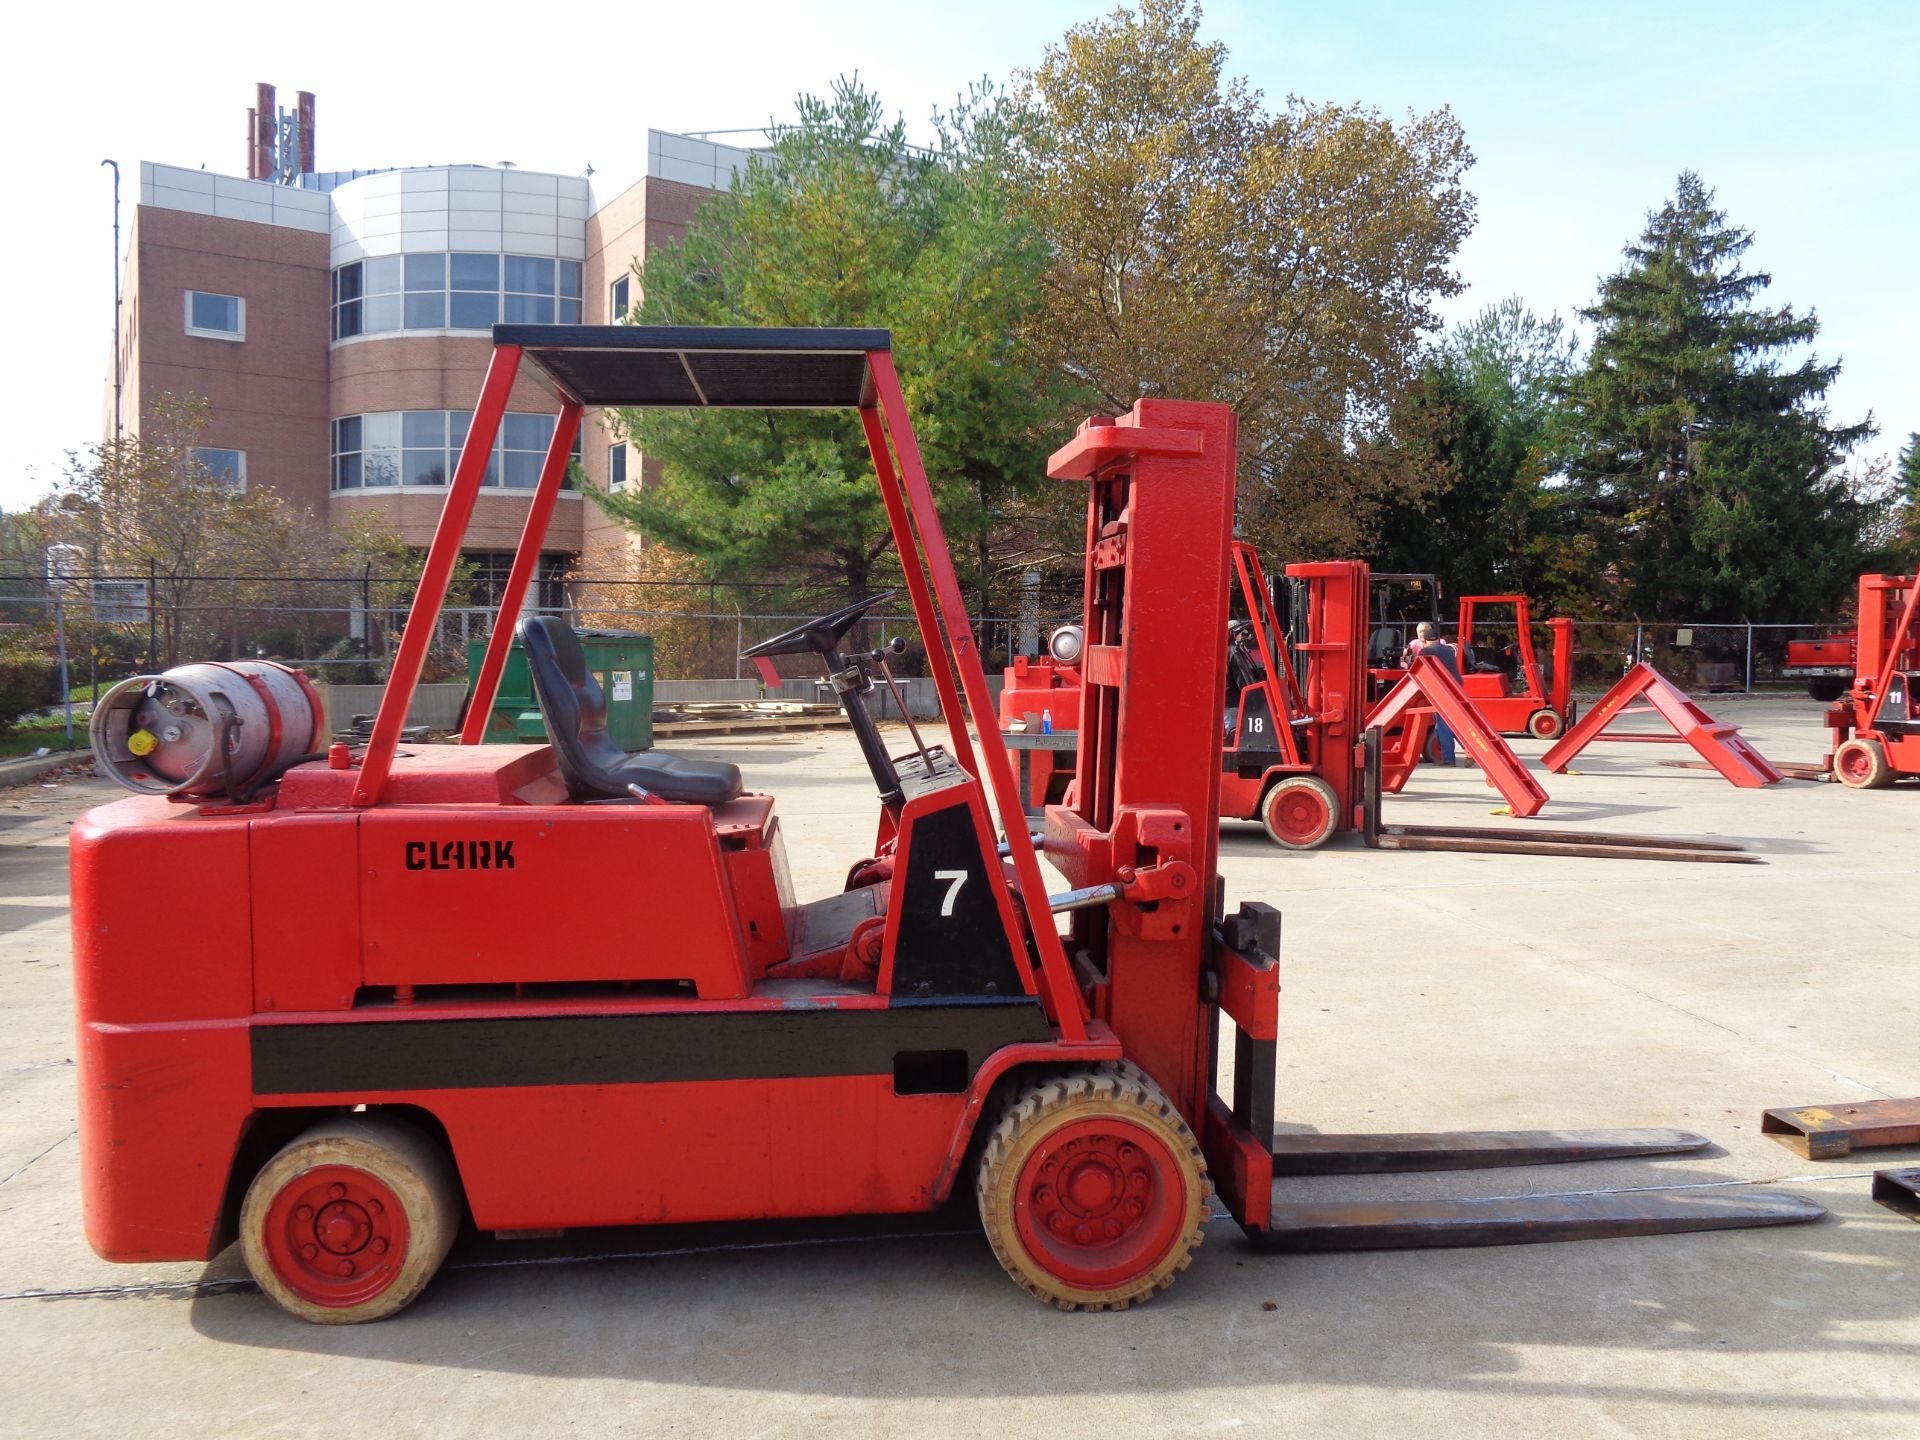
[1421,630,1461,766]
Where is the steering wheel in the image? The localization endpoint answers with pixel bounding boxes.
[741,592,896,661]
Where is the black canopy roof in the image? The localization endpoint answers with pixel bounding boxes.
[493,325,890,409]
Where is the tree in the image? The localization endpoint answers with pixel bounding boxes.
[1007,0,1476,559]
[1559,172,1876,621]
[1372,300,1591,606]
[597,78,1067,610]
[1890,433,1920,568]
[49,394,415,667]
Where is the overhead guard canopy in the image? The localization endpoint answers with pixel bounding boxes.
[492,324,890,409]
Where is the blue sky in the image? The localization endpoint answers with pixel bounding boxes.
[4,0,1914,508]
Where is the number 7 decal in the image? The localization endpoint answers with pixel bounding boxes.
[934,869,969,917]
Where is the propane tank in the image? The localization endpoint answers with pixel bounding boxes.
[90,661,325,798]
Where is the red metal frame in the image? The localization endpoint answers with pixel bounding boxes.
[1542,663,1784,787]
[354,345,523,804]
[459,401,584,745]
[1364,658,1549,817]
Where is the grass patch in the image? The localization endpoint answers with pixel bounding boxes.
[0,718,86,758]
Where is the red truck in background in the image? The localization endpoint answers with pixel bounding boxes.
[1785,635,1857,702]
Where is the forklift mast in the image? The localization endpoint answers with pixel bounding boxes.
[1041,402,1238,1122]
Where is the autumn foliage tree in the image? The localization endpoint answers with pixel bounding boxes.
[1008,0,1476,559]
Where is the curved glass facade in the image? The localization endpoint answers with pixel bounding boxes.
[330,410,581,492]
[332,254,583,340]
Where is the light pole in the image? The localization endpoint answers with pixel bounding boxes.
[101,159,121,445]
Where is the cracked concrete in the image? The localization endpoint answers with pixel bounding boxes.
[0,696,1914,1438]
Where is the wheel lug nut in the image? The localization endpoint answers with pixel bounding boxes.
[1127,1199,1145,1218]
[1048,1212,1066,1232]
[329,1184,346,1199]
[337,1260,354,1277]
[1074,1223,1092,1244]
[365,1199,382,1216]
[295,1205,312,1220]
[1104,1220,1122,1239]
[301,1244,317,1260]
[371,1238,389,1255]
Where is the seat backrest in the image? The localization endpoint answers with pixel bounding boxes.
[518,616,745,805]
[519,616,602,799]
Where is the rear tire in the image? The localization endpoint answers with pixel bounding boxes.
[1526,708,1565,740]
[1808,678,1848,703]
[240,1115,461,1324]
[976,1063,1209,1312]
[1833,737,1895,790]
[1259,774,1339,850]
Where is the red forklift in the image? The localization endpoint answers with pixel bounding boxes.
[1825,572,1920,788]
[73,328,1817,1325]
[1455,595,1577,739]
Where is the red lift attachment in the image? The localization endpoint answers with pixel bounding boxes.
[1542,663,1784,788]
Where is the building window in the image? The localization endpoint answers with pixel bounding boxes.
[332,254,584,340]
[192,447,246,490]
[331,410,582,492]
[464,551,571,611]
[608,442,628,491]
[610,273,630,322]
[184,291,244,340]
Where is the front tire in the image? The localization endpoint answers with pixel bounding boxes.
[1526,708,1565,740]
[1833,737,1895,790]
[976,1063,1210,1311]
[1260,774,1340,850]
[240,1116,461,1324]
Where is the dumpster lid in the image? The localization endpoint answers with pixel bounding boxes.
[492,325,889,409]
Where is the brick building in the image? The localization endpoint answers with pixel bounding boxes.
[109,126,758,590]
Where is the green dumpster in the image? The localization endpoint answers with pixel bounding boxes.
[464,630,653,748]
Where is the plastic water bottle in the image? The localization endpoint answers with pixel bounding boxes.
[1041,708,1053,735]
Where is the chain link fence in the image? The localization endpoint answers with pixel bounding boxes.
[0,566,1853,702]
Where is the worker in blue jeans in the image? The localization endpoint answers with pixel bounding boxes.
[1422,632,1461,766]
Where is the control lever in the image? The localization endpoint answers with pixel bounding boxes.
[626,782,670,807]
[870,637,934,770]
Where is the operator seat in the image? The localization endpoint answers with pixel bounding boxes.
[518,617,743,805]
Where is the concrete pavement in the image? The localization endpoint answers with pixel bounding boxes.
[1,697,1914,1437]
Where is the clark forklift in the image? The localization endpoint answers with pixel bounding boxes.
[72,328,1819,1324]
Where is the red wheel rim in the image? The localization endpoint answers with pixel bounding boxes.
[1838,745,1871,783]
[1270,785,1330,843]
[1012,1118,1186,1290]
[262,1164,410,1308]
[1531,713,1560,738]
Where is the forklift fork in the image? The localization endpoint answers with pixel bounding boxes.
[1357,731,1760,863]
[1212,903,1824,1255]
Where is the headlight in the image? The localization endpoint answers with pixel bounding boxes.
[1048,624,1085,665]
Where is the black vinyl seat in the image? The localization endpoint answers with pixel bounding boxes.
[518,617,743,805]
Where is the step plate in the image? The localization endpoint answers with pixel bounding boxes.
[1762,1098,1920,1159]
[1872,1168,1920,1222]
[1250,1187,1826,1252]
[1270,1127,1710,1175]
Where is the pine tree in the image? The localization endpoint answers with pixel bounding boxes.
[1560,173,1874,621]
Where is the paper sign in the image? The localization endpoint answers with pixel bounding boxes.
[611,671,633,702]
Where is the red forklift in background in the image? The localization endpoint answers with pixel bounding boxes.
[1455,595,1577,739]
[1825,572,1920,788]
[74,328,1817,1326]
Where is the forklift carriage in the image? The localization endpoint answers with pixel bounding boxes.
[71,327,1820,1324]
